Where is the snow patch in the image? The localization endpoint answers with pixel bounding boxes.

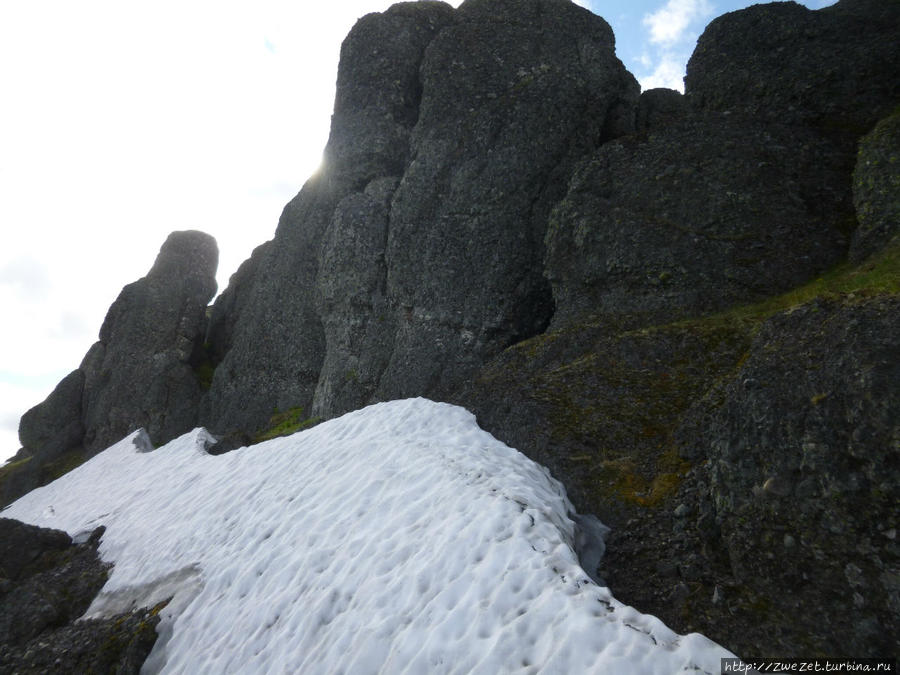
[3,398,734,673]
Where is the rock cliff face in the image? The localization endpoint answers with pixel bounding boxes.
[544,114,851,328]
[684,0,899,138]
[8,0,899,660]
[202,0,639,430]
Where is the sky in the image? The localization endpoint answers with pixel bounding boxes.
[0,0,836,462]
[3,398,737,672]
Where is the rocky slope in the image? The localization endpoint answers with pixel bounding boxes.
[0,518,161,673]
[5,0,899,660]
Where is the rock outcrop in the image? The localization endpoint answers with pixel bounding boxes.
[205,241,271,366]
[684,0,900,140]
[7,0,900,662]
[679,296,900,656]
[0,518,162,673]
[352,0,637,410]
[7,231,218,505]
[17,370,84,466]
[79,230,218,453]
[202,0,639,430]
[203,3,459,433]
[545,115,852,329]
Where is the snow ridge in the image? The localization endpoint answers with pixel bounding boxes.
[4,398,732,674]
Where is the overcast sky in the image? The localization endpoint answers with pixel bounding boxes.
[0,0,835,462]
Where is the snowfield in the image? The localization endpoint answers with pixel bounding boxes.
[3,398,734,674]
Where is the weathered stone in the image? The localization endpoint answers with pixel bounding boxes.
[685,0,900,140]
[80,230,218,452]
[851,110,900,262]
[0,518,161,674]
[18,370,84,464]
[677,296,900,656]
[0,519,107,647]
[0,604,162,675]
[0,518,71,582]
[205,241,271,365]
[313,0,639,417]
[636,88,687,134]
[313,177,398,417]
[545,115,851,329]
[205,2,456,433]
[0,464,37,510]
[9,373,86,507]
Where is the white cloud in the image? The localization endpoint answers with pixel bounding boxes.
[643,0,713,45]
[638,52,688,91]
[0,258,51,300]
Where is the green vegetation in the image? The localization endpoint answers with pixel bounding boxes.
[253,407,321,443]
[477,237,900,519]
[43,449,89,482]
[678,235,900,333]
[0,455,31,480]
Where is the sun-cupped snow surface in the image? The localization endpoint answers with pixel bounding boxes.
[4,398,733,674]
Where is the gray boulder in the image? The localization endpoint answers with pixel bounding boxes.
[684,0,900,140]
[544,114,851,329]
[0,519,107,647]
[851,110,900,262]
[80,230,218,452]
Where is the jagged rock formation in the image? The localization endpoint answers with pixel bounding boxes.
[202,0,639,431]
[6,231,217,505]
[79,230,218,453]
[7,0,900,661]
[0,519,161,673]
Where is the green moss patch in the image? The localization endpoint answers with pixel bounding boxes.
[253,407,321,443]
[42,449,89,482]
[679,235,900,334]
[0,456,32,480]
